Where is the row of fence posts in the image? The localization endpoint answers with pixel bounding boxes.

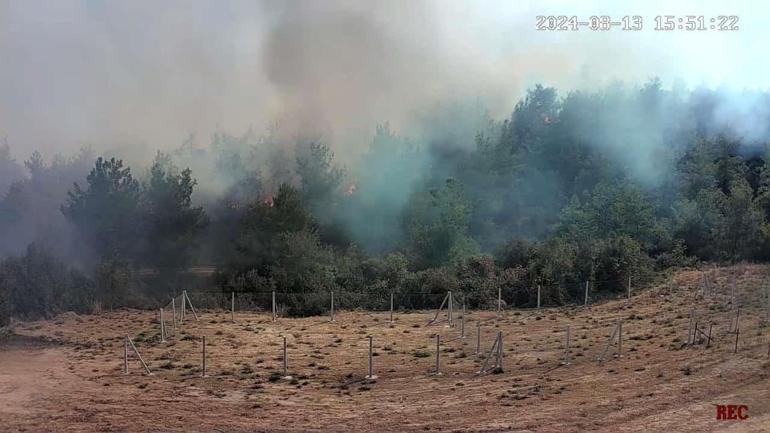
[225,290,380,323]
[158,291,196,339]
[683,274,770,355]
[127,320,617,379]
[150,290,502,379]
[129,275,770,383]
[138,278,646,379]
[207,277,640,326]
[494,278,633,312]
[691,271,770,355]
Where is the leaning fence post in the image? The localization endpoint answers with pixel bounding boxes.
[160,308,166,342]
[434,334,441,375]
[126,335,152,375]
[202,335,207,377]
[584,281,589,307]
[390,292,394,324]
[597,323,619,364]
[272,291,276,322]
[366,336,377,379]
[184,291,199,321]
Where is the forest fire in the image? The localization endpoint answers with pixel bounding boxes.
[0,2,767,432]
[263,194,274,207]
[345,183,357,196]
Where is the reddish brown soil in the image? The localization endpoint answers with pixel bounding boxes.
[2,265,770,432]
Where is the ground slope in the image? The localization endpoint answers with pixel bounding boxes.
[1,265,769,432]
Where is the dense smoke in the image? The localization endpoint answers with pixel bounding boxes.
[1,1,768,158]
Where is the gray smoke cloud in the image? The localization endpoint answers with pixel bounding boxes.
[1,0,770,259]
[2,0,768,162]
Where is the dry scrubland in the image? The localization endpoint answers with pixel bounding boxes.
[2,266,770,432]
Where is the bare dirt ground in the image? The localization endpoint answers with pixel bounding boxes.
[2,265,770,432]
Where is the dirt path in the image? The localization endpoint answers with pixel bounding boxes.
[0,347,62,416]
[0,340,99,432]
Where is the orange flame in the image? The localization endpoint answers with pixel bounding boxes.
[345,183,357,196]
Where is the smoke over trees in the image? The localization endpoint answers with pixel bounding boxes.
[3,81,770,321]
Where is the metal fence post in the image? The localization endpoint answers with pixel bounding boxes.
[765,283,770,320]
[497,287,502,315]
[765,283,770,321]
[475,320,481,355]
[202,335,207,377]
[562,325,571,365]
[283,336,289,378]
[126,335,152,375]
[160,308,166,342]
[461,303,466,339]
[434,334,441,375]
[184,291,199,321]
[537,285,541,309]
[390,292,394,324]
[706,323,713,348]
[272,291,276,322]
[231,292,235,322]
[731,278,736,308]
[692,320,698,344]
[448,291,453,327]
[584,281,589,307]
[171,297,177,332]
[123,336,128,374]
[627,276,632,300]
[366,336,377,379]
[330,291,335,322]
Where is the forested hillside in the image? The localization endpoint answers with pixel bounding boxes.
[2,81,770,321]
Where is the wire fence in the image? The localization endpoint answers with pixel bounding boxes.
[176,277,641,318]
[119,267,770,383]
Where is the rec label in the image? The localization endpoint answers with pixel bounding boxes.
[716,405,748,420]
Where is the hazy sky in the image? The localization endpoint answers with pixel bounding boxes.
[1,0,768,160]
